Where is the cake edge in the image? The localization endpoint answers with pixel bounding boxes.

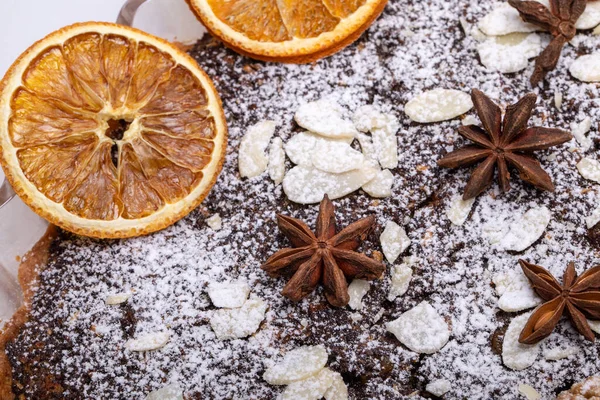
[0,225,57,399]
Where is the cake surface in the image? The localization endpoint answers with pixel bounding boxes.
[4,0,600,398]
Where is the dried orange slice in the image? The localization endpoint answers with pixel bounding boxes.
[186,0,389,62]
[0,22,227,238]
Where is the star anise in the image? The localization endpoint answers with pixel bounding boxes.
[519,259,600,344]
[261,195,385,307]
[508,0,586,85]
[437,89,572,200]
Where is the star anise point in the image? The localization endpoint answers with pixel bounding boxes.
[518,259,600,344]
[509,0,586,84]
[438,90,572,200]
[262,195,385,307]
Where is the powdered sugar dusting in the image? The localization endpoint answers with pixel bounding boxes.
[7,0,600,398]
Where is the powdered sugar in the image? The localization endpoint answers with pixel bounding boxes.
[8,0,600,398]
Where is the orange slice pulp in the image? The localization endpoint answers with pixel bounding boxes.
[186,0,389,62]
[0,22,227,238]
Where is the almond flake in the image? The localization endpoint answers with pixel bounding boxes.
[238,120,277,178]
[356,132,377,161]
[145,384,184,400]
[542,344,580,361]
[282,163,378,204]
[446,195,475,226]
[380,221,410,264]
[577,0,600,29]
[554,90,563,109]
[494,269,542,312]
[206,213,222,231]
[586,206,600,229]
[281,367,336,400]
[499,207,551,252]
[209,298,267,340]
[594,24,600,35]
[426,379,452,397]
[372,127,398,169]
[588,319,600,334]
[518,384,541,400]
[577,158,600,183]
[324,370,349,400]
[311,140,365,174]
[388,260,414,301]
[502,312,541,370]
[362,169,394,198]
[126,331,170,352]
[571,117,593,151]
[570,53,600,82]
[105,292,131,305]
[263,345,328,385]
[268,137,286,185]
[294,100,357,139]
[477,33,542,74]
[207,281,250,308]
[405,89,473,123]
[386,301,450,354]
[347,279,370,310]
[462,115,478,126]
[285,131,353,167]
[352,105,390,133]
[478,3,538,36]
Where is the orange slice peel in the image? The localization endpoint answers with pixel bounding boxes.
[186,0,389,63]
[0,22,227,238]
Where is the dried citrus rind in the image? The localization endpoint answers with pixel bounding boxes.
[187,0,388,63]
[0,22,227,238]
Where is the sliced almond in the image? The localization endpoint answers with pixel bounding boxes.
[311,140,365,174]
[577,158,600,183]
[263,345,328,385]
[477,33,542,74]
[478,3,538,36]
[577,0,600,29]
[206,213,223,231]
[347,279,370,310]
[126,331,170,352]
[386,302,450,354]
[372,127,398,169]
[380,221,410,264]
[105,292,131,305]
[145,384,184,400]
[207,281,250,308]
[324,370,349,400]
[571,117,593,151]
[209,298,267,340]
[446,195,475,226]
[352,105,391,133]
[494,269,542,312]
[295,100,357,139]
[388,258,414,301]
[570,53,600,82]
[268,137,286,185]
[362,169,394,198]
[426,379,451,397]
[586,206,600,229]
[502,312,541,370]
[518,384,541,400]
[499,207,551,252]
[282,163,378,204]
[239,120,277,178]
[281,368,336,400]
[285,132,352,167]
[405,89,473,123]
